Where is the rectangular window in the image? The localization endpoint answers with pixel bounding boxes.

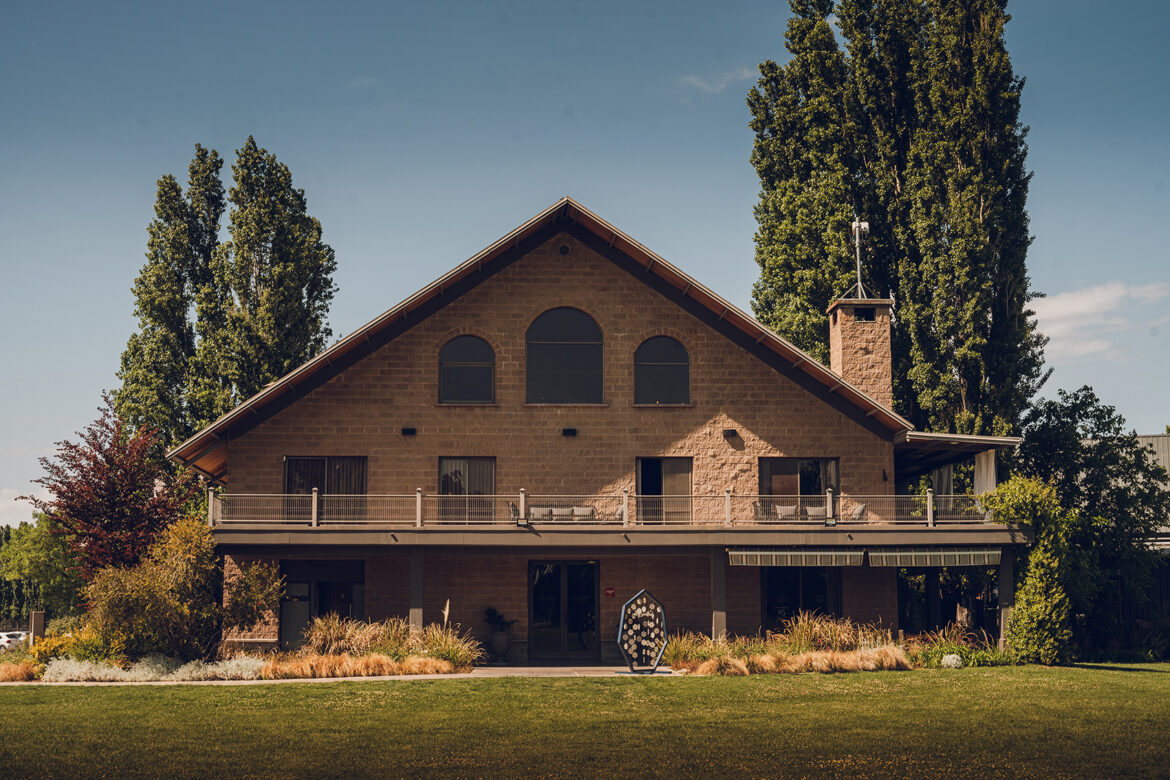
[438,457,496,523]
[283,457,367,523]
[758,457,838,522]
[759,458,838,496]
[853,307,875,322]
[283,456,368,495]
[637,457,693,524]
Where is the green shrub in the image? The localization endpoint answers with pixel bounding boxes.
[1006,543,1073,665]
[86,518,282,660]
[47,614,84,636]
[908,623,1017,668]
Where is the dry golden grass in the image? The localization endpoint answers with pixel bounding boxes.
[693,656,749,676]
[0,661,37,682]
[691,646,911,676]
[746,654,778,674]
[260,653,457,680]
[399,656,456,675]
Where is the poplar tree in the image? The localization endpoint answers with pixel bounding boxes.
[748,0,860,363]
[116,146,223,446]
[750,0,1046,434]
[118,138,336,444]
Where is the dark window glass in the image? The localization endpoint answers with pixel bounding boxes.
[759,458,839,495]
[439,335,494,403]
[438,457,496,523]
[283,457,367,494]
[634,336,690,404]
[526,308,603,403]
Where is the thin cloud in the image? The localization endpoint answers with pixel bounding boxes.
[678,66,755,95]
[1033,281,1170,360]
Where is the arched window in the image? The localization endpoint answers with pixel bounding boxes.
[526,308,603,403]
[634,336,689,404]
[439,335,495,403]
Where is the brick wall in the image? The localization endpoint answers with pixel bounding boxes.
[226,232,895,499]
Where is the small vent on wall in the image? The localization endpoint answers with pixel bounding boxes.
[401,427,417,436]
[562,428,577,437]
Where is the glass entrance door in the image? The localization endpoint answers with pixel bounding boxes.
[528,561,599,660]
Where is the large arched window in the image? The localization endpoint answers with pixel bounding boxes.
[439,335,495,403]
[634,336,689,404]
[526,308,603,403]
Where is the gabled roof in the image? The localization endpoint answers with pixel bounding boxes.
[169,197,915,481]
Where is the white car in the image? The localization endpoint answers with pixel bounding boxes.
[0,632,28,651]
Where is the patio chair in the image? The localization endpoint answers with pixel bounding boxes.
[571,505,595,522]
[529,506,553,521]
[850,502,867,523]
[803,504,827,521]
[774,504,798,521]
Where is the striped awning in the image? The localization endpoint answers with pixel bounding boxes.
[867,547,1001,567]
[728,548,864,567]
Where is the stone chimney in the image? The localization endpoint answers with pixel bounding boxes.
[826,298,894,410]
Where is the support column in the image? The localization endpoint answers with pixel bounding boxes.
[998,547,1015,650]
[710,547,727,639]
[409,547,424,628]
[926,568,941,630]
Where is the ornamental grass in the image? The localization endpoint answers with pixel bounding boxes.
[0,661,37,682]
[300,616,484,672]
[666,611,911,675]
[259,653,455,679]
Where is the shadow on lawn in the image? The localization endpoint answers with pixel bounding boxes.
[1071,663,1170,673]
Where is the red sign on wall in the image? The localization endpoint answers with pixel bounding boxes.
[605,587,616,598]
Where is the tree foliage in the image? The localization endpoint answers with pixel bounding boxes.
[1010,387,1170,649]
[21,396,201,579]
[117,137,336,446]
[86,517,282,660]
[984,476,1074,664]
[0,514,84,619]
[749,0,1047,434]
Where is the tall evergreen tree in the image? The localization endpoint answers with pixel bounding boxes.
[204,137,338,403]
[748,0,861,363]
[118,138,336,443]
[750,0,1046,433]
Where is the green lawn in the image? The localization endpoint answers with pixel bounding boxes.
[2,664,1168,778]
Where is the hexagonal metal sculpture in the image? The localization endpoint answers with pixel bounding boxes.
[617,589,667,673]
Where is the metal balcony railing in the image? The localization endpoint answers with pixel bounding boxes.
[209,488,993,529]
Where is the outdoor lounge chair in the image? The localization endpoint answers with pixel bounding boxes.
[774,504,798,521]
[850,503,867,523]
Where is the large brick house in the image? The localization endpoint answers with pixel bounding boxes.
[169,198,1026,661]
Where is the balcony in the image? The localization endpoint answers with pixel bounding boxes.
[209,489,994,529]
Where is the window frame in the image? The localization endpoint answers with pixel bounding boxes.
[438,335,496,404]
[633,336,691,405]
[525,307,605,405]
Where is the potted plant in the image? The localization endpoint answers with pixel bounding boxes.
[483,607,518,659]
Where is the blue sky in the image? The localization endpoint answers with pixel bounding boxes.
[1,1,1167,524]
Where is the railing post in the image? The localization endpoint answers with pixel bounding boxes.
[724,488,732,527]
[825,489,835,527]
[206,486,216,527]
[416,488,423,527]
[519,488,527,525]
[926,488,935,527]
[622,488,630,526]
[311,487,319,527]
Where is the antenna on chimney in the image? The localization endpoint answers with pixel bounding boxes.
[851,216,871,299]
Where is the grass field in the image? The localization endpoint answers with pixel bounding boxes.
[1,664,1168,778]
